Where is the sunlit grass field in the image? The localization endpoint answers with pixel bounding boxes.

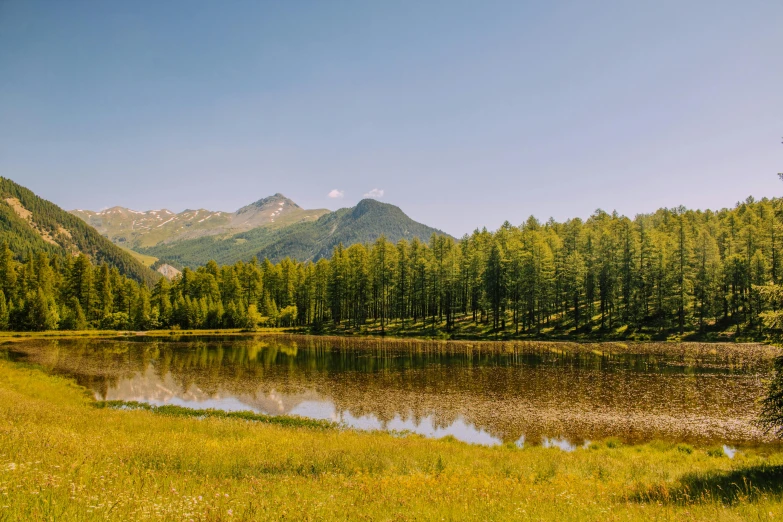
[1,359,783,520]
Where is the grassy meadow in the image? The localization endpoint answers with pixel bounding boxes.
[0,355,783,521]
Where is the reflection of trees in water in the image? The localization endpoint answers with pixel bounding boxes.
[8,336,776,444]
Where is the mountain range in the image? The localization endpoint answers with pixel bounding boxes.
[70,194,329,249]
[71,195,449,269]
[0,177,449,277]
[136,198,450,268]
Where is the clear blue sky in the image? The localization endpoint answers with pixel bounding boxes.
[1,1,781,236]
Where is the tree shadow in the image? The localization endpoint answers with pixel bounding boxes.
[634,464,783,505]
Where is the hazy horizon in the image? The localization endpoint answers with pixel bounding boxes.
[2,1,781,236]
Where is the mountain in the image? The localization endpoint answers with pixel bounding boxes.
[138,198,451,267]
[0,177,160,284]
[70,194,329,249]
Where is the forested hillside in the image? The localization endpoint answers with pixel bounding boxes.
[0,178,159,285]
[5,195,783,339]
[140,198,449,267]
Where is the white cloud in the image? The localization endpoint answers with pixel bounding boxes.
[363,188,384,199]
[328,189,344,199]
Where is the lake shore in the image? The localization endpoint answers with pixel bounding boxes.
[0,324,776,345]
[1,357,782,520]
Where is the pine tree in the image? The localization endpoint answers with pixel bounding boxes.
[25,288,58,331]
[0,290,8,330]
[69,254,93,312]
[0,242,17,301]
[484,241,505,332]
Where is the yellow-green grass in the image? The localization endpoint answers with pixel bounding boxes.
[1,360,783,520]
[119,245,158,267]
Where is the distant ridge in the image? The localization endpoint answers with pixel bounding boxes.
[70,194,329,249]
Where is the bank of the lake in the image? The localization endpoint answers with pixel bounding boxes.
[0,314,773,344]
[1,352,783,520]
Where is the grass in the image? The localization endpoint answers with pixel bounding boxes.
[1,360,783,520]
[95,400,335,430]
[118,245,158,267]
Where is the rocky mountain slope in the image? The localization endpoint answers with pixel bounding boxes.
[70,194,329,249]
[0,177,160,284]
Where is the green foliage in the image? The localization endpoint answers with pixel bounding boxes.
[0,290,8,330]
[676,443,695,454]
[245,304,262,330]
[60,298,87,331]
[278,305,298,327]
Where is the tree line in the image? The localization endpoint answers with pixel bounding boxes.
[2,196,783,336]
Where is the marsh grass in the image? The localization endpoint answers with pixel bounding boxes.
[95,400,335,430]
[1,360,783,520]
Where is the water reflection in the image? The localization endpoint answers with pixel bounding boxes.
[723,445,738,458]
[4,335,778,447]
[542,437,577,452]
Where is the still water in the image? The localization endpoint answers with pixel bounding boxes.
[4,335,779,447]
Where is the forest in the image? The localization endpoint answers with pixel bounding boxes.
[2,196,782,338]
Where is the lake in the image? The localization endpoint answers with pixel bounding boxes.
[3,334,779,448]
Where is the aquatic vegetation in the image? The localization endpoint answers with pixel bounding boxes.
[95,400,335,429]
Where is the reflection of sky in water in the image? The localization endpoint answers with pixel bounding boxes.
[542,437,577,452]
[16,334,772,448]
[116,383,747,455]
[290,401,504,446]
[93,366,749,450]
[723,445,737,458]
[107,375,504,446]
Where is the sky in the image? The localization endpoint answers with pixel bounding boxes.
[0,1,781,237]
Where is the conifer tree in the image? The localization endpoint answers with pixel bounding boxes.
[0,242,17,301]
[0,290,8,330]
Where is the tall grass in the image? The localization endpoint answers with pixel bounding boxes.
[0,359,782,520]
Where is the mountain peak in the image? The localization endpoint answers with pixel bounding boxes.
[352,198,400,218]
[236,194,299,215]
